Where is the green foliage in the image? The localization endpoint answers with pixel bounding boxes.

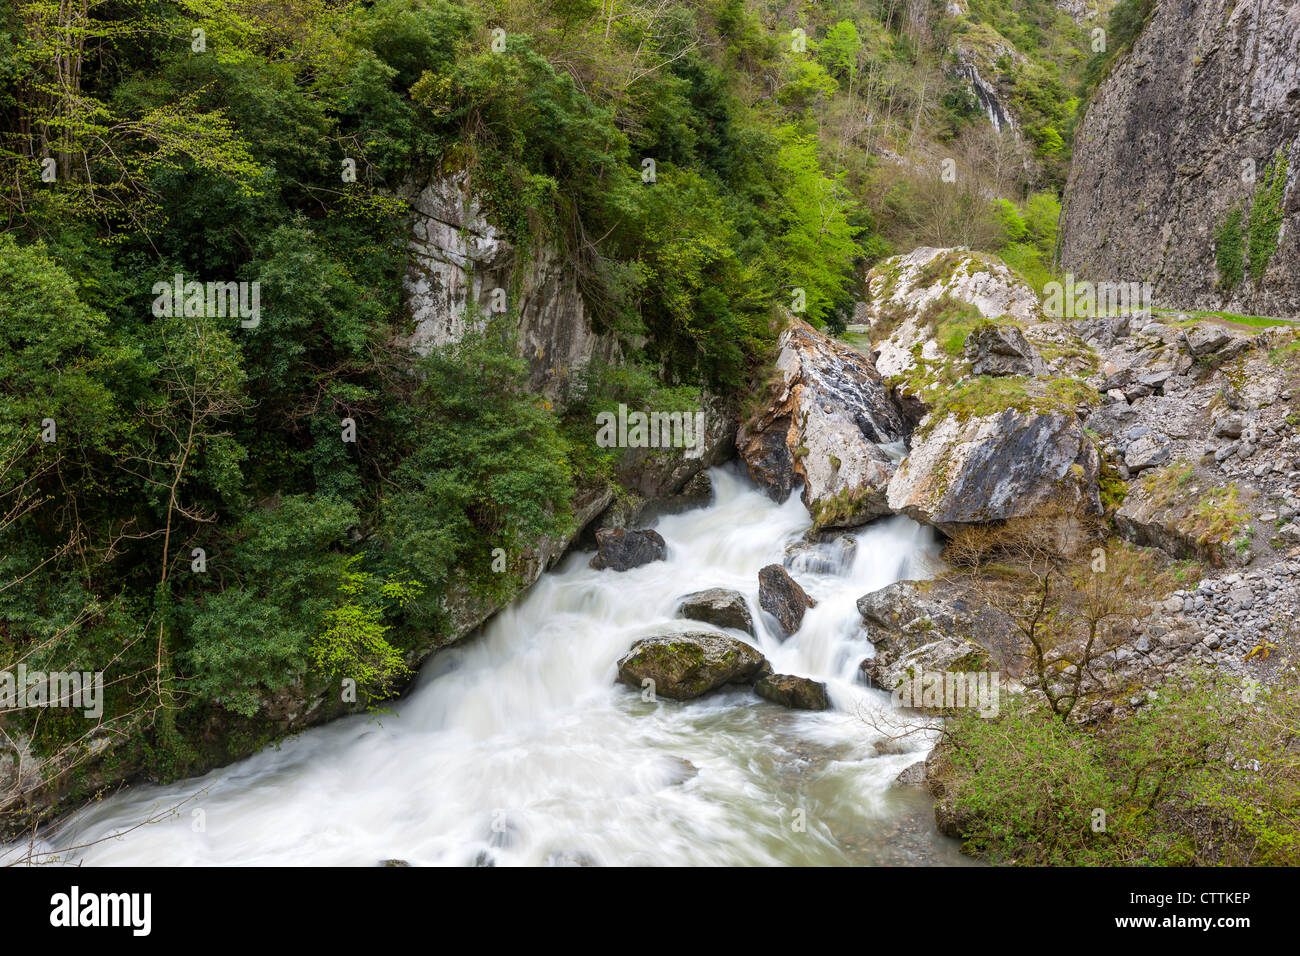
[940,671,1300,865]
[994,190,1061,292]
[310,557,422,703]
[382,320,575,610]
[773,130,862,329]
[0,233,133,464]
[1246,148,1290,283]
[180,496,358,717]
[1215,208,1245,290]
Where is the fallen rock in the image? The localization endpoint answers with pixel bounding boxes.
[1124,434,1172,472]
[676,588,754,635]
[737,320,905,527]
[617,632,767,700]
[861,634,993,695]
[1212,414,1245,438]
[758,564,818,637]
[886,408,1102,532]
[1179,325,1231,356]
[589,528,666,571]
[857,579,1020,681]
[754,673,830,710]
[963,323,1047,377]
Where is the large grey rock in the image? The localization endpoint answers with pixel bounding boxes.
[862,636,992,697]
[886,408,1102,531]
[616,632,767,700]
[589,528,666,572]
[754,673,830,710]
[1124,434,1172,472]
[1179,326,1232,357]
[758,564,817,637]
[738,319,905,527]
[856,579,1019,682]
[676,588,754,635]
[963,324,1047,377]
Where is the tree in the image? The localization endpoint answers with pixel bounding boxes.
[945,502,1170,720]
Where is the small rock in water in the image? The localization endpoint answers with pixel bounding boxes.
[895,762,927,787]
[754,673,829,710]
[589,527,666,571]
[676,587,754,635]
[758,564,817,637]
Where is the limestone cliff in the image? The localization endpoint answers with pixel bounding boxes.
[1061,0,1300,315]
[401,171,621,402]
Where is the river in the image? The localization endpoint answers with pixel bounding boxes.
[16,465,972,866]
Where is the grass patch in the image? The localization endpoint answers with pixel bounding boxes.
[1173,310,1293,330]
[917,374,1098,439]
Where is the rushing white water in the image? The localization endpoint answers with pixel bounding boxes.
[18,466,973,866]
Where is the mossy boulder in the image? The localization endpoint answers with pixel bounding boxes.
[617,632,768,700]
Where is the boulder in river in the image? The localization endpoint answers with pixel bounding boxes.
[737,319,906,528]
[758,564,817,637]
[617,632,768,700]
[754,673,829,710]
[589,527,666,571]
[676,588,754,635]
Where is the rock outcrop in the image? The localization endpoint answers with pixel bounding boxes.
[401,171,621,402]
[738,319,907,528]
[963,323,1047,377]
[856,579,1010,691]
[885,408,1102,532]
[676,588,755,635]
[616,632,768,700]
[758,564,818,637]
[1060,0,1300,315]
[863,247,1043,380]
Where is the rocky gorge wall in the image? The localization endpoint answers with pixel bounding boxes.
[400,171,622,402]
[1060,0,1300,315]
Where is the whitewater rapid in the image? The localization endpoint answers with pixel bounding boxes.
[18,466,972,866]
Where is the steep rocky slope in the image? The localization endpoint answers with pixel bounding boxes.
[1061,0,1300,314]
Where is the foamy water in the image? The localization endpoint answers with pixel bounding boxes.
[13,466,971,866]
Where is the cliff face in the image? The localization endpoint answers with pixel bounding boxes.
[401,171,621,402]
[1060,0,1300,316]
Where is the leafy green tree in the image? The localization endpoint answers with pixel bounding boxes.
[310,557,423,703]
